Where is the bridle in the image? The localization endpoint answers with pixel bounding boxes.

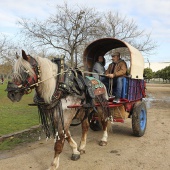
[6,56,40,94]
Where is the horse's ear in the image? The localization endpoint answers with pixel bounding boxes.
[16,52,20,59]
[22,50,28,61]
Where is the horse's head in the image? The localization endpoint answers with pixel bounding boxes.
[6,50,39,102]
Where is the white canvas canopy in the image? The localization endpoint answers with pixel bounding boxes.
[83,38,144,79]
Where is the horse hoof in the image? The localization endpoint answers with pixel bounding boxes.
[99,140,107,146]
[79,149,86,154]
[71,154,80,161]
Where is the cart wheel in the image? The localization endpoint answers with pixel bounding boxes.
[88,111,102,131]
[132,101,147,137]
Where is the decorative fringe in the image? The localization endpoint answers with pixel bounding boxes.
[38,104,56,138]
[38,99,67,140]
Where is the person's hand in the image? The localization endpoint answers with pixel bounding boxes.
[106,74,115,78]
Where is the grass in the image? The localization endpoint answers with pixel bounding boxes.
[0,137,23,150]
[0,127,42,150]
[0,81,39,137]
[0,81,40,150]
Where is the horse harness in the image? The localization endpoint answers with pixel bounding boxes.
[6,56,108,139]
[34,58,108,136]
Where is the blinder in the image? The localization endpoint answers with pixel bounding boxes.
[6,56,39,94]
[5,81,24,93]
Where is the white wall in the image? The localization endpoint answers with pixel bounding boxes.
[144,62,170,72]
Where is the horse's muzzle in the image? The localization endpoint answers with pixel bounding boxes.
[5,81,25,102]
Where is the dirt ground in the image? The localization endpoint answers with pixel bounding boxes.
[0,83,170,170]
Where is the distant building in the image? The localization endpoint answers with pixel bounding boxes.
[144,62,170,72]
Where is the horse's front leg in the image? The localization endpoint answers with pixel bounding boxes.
[65,130,80,161]
[79,118,89,154]
[99,119,108,146]
[49,136,65,170]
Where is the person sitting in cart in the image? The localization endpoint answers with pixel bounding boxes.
[92,55,106,81]
[102,52,127,103]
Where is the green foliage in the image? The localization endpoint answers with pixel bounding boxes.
[0,128,42,150]
[0,137,22,150]
[0,81,39,136]
[144,68,153,81]
[154,65,170,82]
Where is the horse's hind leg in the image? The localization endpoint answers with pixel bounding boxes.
[79,118,89,154]
[49,136,65,170]
[65,130,80,161]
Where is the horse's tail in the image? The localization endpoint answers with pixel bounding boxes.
[95,93,110,121]
[95,86,114,132]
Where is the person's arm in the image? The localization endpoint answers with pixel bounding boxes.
[92,63,99,79]
[107,61,127,78]
[105,63,112,75]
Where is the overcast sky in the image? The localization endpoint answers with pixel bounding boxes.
[0,0,170,62]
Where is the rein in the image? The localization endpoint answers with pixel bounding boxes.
[77,69,106,77]
[30,69,102,89]
[27,67,104,91]
[29,69,69,89]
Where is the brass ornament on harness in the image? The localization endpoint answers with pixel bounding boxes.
[25,88,32,94]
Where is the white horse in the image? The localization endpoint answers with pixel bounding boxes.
[6,50,110,170]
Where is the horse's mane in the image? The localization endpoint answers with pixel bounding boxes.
[13,57,35,79]
[14,56,58,104]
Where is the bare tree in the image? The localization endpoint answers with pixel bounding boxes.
[0,34,8,62]
[0,34,20,79]
[17,3,157,67]
[0,34,19,63]
[100,11,157,55]
[18,2,101,67]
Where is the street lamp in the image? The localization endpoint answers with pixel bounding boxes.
[147,58,150,69]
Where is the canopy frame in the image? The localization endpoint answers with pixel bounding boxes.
[83,38,144,79]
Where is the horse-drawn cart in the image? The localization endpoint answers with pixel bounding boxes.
[6,38,147,169]
[68,38,147,137]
